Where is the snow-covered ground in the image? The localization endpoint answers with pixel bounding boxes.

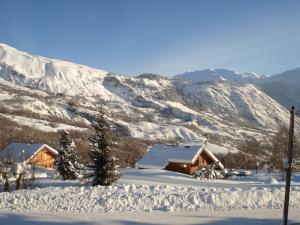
[0,168,300,224]
[1,208,300,225]
[119,169,300,189]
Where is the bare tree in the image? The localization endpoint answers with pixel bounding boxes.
[15,163,37,190]
[270,127,289,170]
[112,137,148,168]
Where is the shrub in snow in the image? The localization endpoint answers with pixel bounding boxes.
[0,160,37,191]
[15,163,37,190]
[88,112,120,186]
[269,177,279,184]
[194,163,224,180]
[68,99,79,108]
[0,161,14,191]
[55,130,81,180]
[224,169,253,179]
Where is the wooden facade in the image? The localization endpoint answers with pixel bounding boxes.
[29,146,56,168]
[165,148,215,175]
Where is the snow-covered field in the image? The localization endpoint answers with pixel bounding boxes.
[0,168,300,224]
[1,209,300,225]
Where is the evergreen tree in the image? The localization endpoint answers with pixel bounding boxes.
[88,112,119,186]
[56,130,80,180]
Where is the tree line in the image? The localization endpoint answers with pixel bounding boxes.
[220,127,300,171]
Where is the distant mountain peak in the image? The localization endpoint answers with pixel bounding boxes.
[174,68,265,83]
[136,73,168,80]
[267,67,300,88]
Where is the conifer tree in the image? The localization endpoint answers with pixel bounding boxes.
[88,112,119,186]
[56,130,80,180]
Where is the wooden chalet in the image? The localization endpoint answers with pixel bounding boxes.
[136,144,224,175]
[0,143,58,168]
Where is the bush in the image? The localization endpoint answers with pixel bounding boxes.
[194,163,224,180]
[0,161,37,192]
[68,99,79,108]
[112,137,149,168]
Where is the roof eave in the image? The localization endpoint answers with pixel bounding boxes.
[25,144,58,164]
[203,147,225,170]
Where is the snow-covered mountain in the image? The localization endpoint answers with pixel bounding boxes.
[0,43,293,152]
[268,67,300,88]
[258,81,300,110]
[174,67,300,110]
[255,68,300,109]
[174,69,266,83]
[0,43,112,97]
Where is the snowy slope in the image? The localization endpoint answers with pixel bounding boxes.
[0,43,113,98]
[173,80,289,128]
[257,68,300,109]
[268,67,300,88]
[0,43,292,152]
[258,80,300,110]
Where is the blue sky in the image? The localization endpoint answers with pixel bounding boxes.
[0,0,299,76]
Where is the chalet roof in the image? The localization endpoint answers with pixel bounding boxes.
[136,144,222,170]
[0,143,58,163]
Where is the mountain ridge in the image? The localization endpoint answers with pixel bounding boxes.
[173,68,266,84]
[0,43,295,153]
[174,67,300,110]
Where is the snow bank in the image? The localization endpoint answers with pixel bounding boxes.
[0,184,299,213]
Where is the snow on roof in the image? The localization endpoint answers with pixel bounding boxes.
[137,144,205,169]
[202,147,225,170]
[0,143,58,163]
[137,143,225,170]
[205,143,229,155]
